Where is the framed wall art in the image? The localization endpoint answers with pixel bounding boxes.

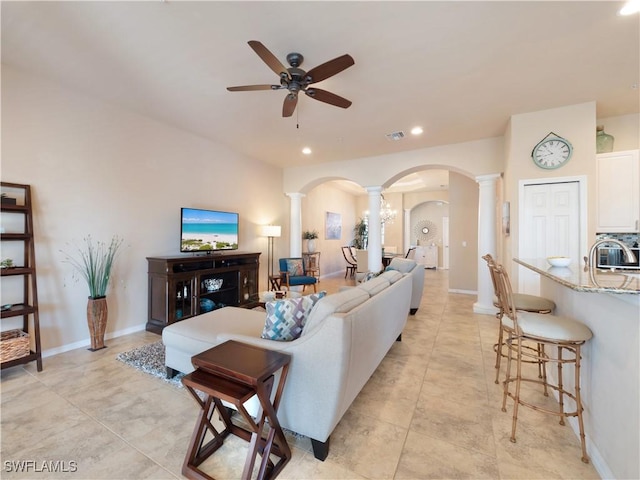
[325,212,342,240]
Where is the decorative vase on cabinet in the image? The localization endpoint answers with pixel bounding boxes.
[596,125,614,153]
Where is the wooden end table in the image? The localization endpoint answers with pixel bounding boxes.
[268,275,282,292]
[181,341,292,480]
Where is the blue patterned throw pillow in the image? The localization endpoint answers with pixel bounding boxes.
[261,292,326,341]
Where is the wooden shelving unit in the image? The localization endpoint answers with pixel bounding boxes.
[1,182,42,371]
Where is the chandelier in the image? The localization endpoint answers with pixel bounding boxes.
[380,196,397,224]
[366,195,397,224]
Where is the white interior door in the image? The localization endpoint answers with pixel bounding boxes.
[520,181,581,295]
[442,216,450,270]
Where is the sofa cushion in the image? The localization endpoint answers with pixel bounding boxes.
[261,291,326,341]
[361,271,380,282]
[379,269,403,284]
[163,307,264,353]
[385,257,416,274]
[302,288,370,336]
[286,258,305,276]
[357,276,391,296]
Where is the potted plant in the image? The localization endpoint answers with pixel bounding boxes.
[302,230,319,253]
[62,235,123,351]
[352,218,368,250]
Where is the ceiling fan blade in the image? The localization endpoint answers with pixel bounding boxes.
[305,54,355,84]
[282,94,298,117]
[305,88,352,109]
[227,84,280,92]
[248,40,289,79]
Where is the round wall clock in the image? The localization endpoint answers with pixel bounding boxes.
[531,132,573,170]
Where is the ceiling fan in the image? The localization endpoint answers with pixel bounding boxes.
[227,40,355,117]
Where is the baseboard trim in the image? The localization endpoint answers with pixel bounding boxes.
[473,302,499,315]
[544,381,615,479]
[448,288,476,295]
[42,323,147,358]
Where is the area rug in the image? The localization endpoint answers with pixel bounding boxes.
[116,341,185,389]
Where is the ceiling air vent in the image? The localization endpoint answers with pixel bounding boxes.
[385,131,405,141]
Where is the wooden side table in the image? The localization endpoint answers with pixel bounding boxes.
[268,274,282,292]
[181,341,292,480]
[302,252,320,282]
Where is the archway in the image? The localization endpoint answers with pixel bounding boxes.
[291,165,487,298]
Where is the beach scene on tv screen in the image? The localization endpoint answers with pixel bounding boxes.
[181,209,238,252]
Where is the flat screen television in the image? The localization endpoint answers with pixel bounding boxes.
[180,208,239,253]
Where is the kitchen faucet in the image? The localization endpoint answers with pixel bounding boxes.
[586,238,638,268]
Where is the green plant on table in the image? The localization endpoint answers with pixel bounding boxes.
[302,230,319,240]
[62,235,123,298]
[351,218,368,249]
[0,258,14,268]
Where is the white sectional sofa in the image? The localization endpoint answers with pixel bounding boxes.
[162,264,415,461]
[387,256,425,314]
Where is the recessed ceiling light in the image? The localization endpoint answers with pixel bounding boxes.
[302,147,312,155]
[620,0,640,15]
[411,126,424,135]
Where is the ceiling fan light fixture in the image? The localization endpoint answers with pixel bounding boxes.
[302,147,312,155]
[411,126,424,135]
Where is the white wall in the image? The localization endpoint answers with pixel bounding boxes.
[284,137,504,194]
[300,183,358,277]
[1,66,285,353]
[504,102,596,286]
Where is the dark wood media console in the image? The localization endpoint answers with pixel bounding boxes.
[146,252,261,334]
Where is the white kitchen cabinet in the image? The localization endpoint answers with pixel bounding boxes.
[596,150,639,233]
[415,245,438,269]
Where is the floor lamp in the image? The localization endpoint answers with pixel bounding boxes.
[260,225,281,290]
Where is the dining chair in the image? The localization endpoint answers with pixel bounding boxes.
[341,246,357,278]
[355,249,369,283]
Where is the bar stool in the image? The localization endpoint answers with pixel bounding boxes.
[483,254,556,384]
[492,262,593,463]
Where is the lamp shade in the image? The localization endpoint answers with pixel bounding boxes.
[260,225,281,238]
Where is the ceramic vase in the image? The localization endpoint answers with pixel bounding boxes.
[306,239,316,253]
[87,296,108,351]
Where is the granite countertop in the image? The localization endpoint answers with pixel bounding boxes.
[514,258,640,295]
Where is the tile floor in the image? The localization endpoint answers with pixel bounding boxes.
[1,270,600,479]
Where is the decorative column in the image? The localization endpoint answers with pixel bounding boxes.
[473,173,500,314]
[366,186,383,272]
[404,208,412,254]
[286,193,304,257]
